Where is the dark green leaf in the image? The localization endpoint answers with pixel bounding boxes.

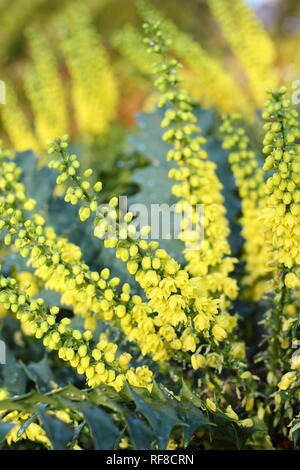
[0,423,15,445]
[129,386,187,449]
[80,403,120,450]
[1,345,27,395]
[70,421,85,448]
[207,412,255,450]
[37,403,74,450]
[125,414,156,450]
[17,411,39,438]
[177,401,214,446]
[23,356,56,392]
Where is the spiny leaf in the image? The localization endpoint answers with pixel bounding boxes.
[180,380,204,409]
[125,413,156,450]
[129,386,187,449]
[176,401,215,446]
[0,423,15,446]
[23,356,56,393]
[17,411,39,438]
[207,412,255,450]
[80,403,120,450]
[37,404,74,450]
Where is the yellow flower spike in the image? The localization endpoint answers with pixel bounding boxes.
[59,1,118,137]
[220,115,269,299]
[208,0,278,106]
[16,272,39,297]
[24,27,67,144]
[261,88,300,400]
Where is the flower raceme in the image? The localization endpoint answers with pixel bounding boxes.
[260,88,300,406]
[208,0,279,106]
[143,19,238,305]
[0,144,155,390]
[46,21,263,409]
[0,274,152,391]
[137,1,253,116]
[48,136,240,368]
[220,114,271,299]
[262,87,300,270]
[0,151,161,366]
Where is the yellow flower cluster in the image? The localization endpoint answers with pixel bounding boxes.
[50,141,236,359]
[220,114,271,299]
[0,274,152,391]
[0,388,83,449]
[44,23,266,406]
[262,87,300,269]
[0,1,118,152]
[208,0,279,106]
[261,88,300,403]
[59,1,118,137]
[24,27,68,144]
[0,82,39,152]
[48,132,242,377]
[144,20,238,303]
[0,143,154,391]
[138,1,253,117]
[0,146,156,367]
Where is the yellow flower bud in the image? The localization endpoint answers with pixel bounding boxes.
[191,353,206,370]
[284,272,300,289]
[225,405,238,420]
[206,398,217,412]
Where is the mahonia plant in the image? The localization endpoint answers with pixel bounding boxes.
[46,21,260,426]
[1,17,300,451]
